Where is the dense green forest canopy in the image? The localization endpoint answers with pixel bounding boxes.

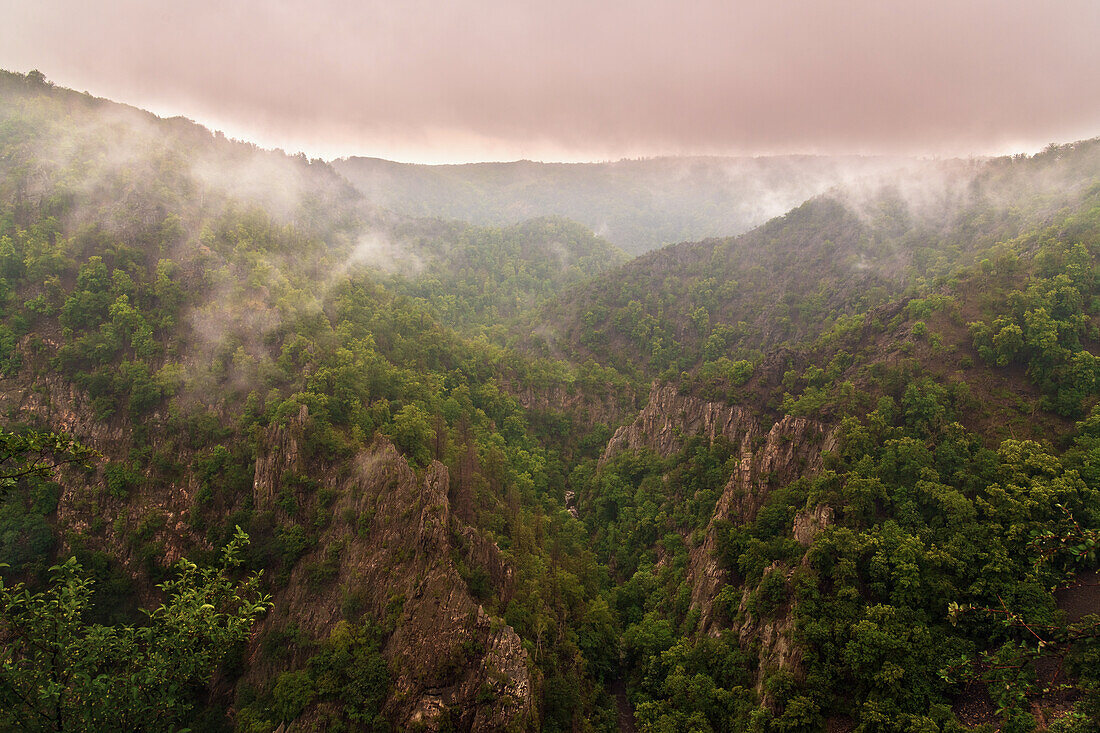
[0,69,1099,732]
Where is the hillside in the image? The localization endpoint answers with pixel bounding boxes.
[0,70,635,730]
[377,215,628,333]
[533,141,1100,377]
[564,186,1100,731]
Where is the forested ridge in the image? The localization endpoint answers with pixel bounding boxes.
[1,70,1099,733]
[332,154,937,256]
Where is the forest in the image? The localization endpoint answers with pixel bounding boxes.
[0,69,1098,733]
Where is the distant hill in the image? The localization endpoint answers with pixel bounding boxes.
[332,154,952,255]
[530,139,1100,375]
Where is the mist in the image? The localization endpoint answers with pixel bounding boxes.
[332,154,992,255]
[5,66,1099,409]
[0,78,440,409]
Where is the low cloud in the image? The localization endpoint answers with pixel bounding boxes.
[2,1,1099,162]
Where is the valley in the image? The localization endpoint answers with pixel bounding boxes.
[1,69,1099,733]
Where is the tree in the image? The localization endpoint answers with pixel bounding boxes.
[24,70,49,87]
[0,527,272,731]
[0,430,97,501]
[386,403,435,467]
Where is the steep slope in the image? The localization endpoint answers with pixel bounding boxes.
[536,141,1100,376]
[244,416,534,730]
[0,70,623,730]
[597,381,838,628]
[0,70,626,339]
[572,188,1100,731]
[379,215,628,332]
[4,68,1100,733]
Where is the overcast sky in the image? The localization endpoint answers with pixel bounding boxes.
[2,0,1099,163]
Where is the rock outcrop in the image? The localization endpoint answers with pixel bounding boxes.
[3,353,535,731]
[1,367,200,572]
[733,561,803,698]
[601,382,757,463]
[508,379,638,433]
[249,434,535,732]
[252,404,308,510]
[793,504,834,547]
[689,415,838,630]
[732,505,835,706]
[599,382,838,627]
[599,381,839,692]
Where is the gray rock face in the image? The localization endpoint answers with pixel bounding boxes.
[507,379,638,433]
[252,403,307,510]
[732,505,835,706]
[600,383,836,627]
[3,367,199,572]
[732,560,803,698]
[601,382,758,464]
[793,504,834,547]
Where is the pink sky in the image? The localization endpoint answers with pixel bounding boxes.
[2,0,1099,163]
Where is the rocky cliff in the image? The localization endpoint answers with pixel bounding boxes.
[507,378,639,434]
[3,371,535,731]
[599,383,837,625]
[689,414,837,630]
[728,505,835,705]
[601,382,757,463]
[599,381,838,693]
[1,365,204,571]
[249,417,535,731]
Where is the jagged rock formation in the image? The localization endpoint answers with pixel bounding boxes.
[249,418,534,731]
[733,560,802,697]
[252,404,308,511]
[792,504,834,548]
[5,361,128,445]
[5,373,534,730]
[731,506,836,705]
[0,366,201,569]
[689,414,838,630]
[601,382,756,463]
[507,379,639,432]
[599,382,838,625]
[599,381,839,693]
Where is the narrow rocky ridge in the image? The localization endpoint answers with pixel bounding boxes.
[249,414,535,731]
[689,413,838,631]
[599,381,839,696]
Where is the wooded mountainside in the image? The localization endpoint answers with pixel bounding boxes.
[1,70,1099,733]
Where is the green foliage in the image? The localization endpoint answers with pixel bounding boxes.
[582,438,733,578]
[385,403,435,467]
[719,410,1100,728]
[6,70,1100,733]
[0,429,97,500]
[0,476,58,573]
[103,460,143,498]
[251,620,390,729]
[0,527,271,731]
[970,237,1100,416]
[381,216,628,333]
